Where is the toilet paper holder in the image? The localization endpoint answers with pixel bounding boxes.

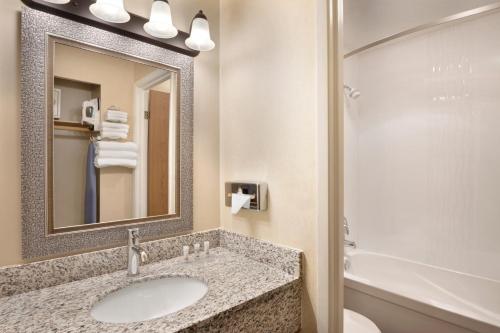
[225,182,268,211]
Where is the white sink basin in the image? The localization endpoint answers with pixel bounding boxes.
[90,277,208,323]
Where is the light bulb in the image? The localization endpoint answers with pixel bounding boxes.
[89,0,130,24]
[144,0,178,39]
[185,10,215,52]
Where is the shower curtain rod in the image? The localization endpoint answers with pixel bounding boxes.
[344,2,500,58]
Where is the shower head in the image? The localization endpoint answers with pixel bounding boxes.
[344,85,361,99]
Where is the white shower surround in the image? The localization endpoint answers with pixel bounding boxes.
[344,9,500,281]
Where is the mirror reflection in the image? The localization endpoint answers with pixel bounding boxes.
[51,39,179,230]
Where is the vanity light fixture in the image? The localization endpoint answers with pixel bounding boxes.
[41,0,70,4]
[144,0,178,39]
[22,0,207,56]
[185,11,215,52]
[89,0,130,24]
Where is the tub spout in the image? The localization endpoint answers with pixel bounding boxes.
[344,239,357,249]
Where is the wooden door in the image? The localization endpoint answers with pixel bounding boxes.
[147,90,170,216]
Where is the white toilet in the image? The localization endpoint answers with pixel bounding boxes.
[344,309,381,333]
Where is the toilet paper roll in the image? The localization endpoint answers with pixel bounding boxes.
[231,193,253,214]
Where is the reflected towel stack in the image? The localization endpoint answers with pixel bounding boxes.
[101,121,129,140]
[94,141,138,169]
[106,109,128,123]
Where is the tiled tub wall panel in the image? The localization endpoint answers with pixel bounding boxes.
[345,10,500,280]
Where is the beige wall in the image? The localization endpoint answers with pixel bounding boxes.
[219,0,319,331]
[0,0,220,265]
[0,0,23,266]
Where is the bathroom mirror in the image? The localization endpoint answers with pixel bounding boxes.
[21,7,193,259]
[49,37,179,231]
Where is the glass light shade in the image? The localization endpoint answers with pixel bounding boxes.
[144,0,178,39]
[89,0,130,24]
[42,0,71,3]
[185,11,215,52]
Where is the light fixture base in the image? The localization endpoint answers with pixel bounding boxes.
[42,0,71,4]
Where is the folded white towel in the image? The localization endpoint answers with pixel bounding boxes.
[96,150,138,159]
[101,130,127,140]
[106,110,128,119]
[108,109,128,117]
[106,113,128,122]
[105,116,128,124]
[106,112,127,117]
[94,158,137,169]
[102,128,128,134]
[96,141,138,152]
[101,121,129,130]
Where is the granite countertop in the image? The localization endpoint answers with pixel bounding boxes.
[0,247,297,333]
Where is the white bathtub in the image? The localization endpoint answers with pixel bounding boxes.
[344,250,500,333]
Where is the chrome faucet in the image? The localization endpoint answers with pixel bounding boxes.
[344,217,357,249]
[128,228,148,276]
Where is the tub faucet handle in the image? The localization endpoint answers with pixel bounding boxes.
[343,217,357,249]
[344,217,350,235]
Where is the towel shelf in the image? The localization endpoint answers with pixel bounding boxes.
[54,121,94,133]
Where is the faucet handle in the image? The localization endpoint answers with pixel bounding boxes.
[140,250,148,263]
[182,245,190,261]
[343,217,350,236]
[194,243,200,258]
[203,241,210,256]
